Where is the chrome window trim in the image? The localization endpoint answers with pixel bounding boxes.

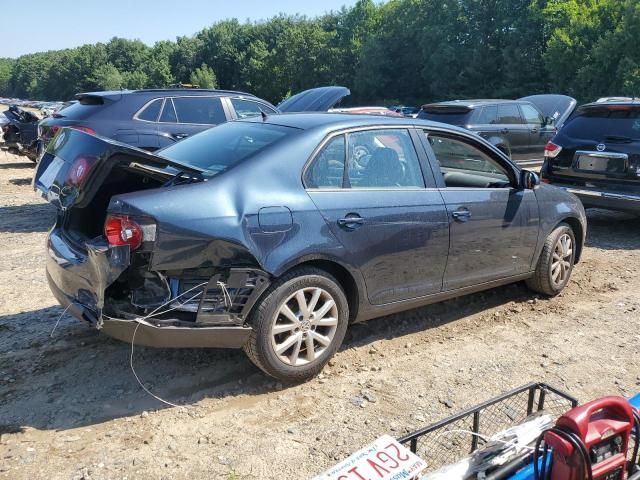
[133,97,164,123]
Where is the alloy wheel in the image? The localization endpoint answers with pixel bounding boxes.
[551,233,573,286]
[270,287,339,366]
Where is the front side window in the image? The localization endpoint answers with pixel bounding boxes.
[231,98,278,119]
[304,135,346,188]
[347,129,424,188]
[497,104,524,125]
[136,98,163,122]
[427,134,511,188]
[520,104,544,126]
[172,96,226,125]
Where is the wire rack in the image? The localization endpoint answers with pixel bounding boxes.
[398,383,578,472]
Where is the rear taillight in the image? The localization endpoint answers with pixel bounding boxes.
[104,215,143,250]
[70,125,96,135]
[49,125,60,137]
[544,141,562,159]
[66,155,98,187]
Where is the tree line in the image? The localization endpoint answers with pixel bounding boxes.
[1,0,639,106]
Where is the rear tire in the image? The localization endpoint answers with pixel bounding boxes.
[243,267,349,383]
[526,223,576,296]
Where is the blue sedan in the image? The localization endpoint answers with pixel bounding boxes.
[33,113,586,382]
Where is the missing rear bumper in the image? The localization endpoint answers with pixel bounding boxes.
[101,318,252,348]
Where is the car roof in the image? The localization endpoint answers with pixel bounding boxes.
[75,88,259,100]
[581,99,640,108]
[244,112,470,134]
[424,99,523,109]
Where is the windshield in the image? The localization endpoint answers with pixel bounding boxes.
[158,121,300,175]
[563,107,640,140]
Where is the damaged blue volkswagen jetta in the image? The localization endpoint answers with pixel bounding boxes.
[34,113,586,382]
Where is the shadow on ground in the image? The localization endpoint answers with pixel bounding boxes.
[0,160,35,170]
[0,202,55,233]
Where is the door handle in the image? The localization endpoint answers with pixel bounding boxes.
[172,133,189,139]
[451,208,471,222]
[530,128,538,134]
[337,214,365,228]
[500,128,510,134]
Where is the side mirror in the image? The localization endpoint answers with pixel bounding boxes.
[521,170,541,190]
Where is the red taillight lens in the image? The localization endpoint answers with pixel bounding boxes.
[544,141,562,159]
[66,155,97,186]
[70,125,96,135]
[104,215,143,250]
[48,125,60,137]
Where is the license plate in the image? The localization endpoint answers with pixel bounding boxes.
[37,157,65,192]
[577,155,625,173]
[312,435,427,480]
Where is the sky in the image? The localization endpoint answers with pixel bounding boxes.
[1,0,359,58]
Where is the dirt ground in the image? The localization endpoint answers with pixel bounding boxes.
[0,149,639,480]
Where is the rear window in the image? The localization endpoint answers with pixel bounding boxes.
[53,102,105,120]
[561,107,640,140]
[158,121,299,176]
[418,109,473,126]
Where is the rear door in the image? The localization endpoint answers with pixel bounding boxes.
[305,127,449,304]
[157,96,229,148]
[420,131,539,290]
[496,104,530,162]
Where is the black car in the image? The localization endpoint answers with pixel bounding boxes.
[37,86,350,153]
[541,100,640,213]
[418,95,576,166]
[33,114,586,382]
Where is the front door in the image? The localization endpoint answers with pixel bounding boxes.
[422,131,539,290]
[305,128,450,305]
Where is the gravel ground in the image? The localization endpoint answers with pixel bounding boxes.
[0,150,639,480]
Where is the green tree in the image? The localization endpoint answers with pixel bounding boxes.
[190,63,218,88]
[90,63,124,90]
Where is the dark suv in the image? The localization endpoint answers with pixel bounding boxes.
[541,100,640,213]
[418,95,576,166]
[37,86,350,153]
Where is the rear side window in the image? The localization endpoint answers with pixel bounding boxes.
[160,99,177,123]
[561,107,640,140]
[231,98,277,119]
[305,135,346,188]
[173,97,226,125]
[497,105,524,124]
[136,99,163,122]
[418,109,473,126]
[347,129,424,188]
[476,106,498,125]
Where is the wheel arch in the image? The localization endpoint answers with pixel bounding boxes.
[274,257,363,323]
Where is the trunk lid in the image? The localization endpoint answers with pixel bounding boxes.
[277,86,350,113]
[518,94,577,128]
[34,128,200,212]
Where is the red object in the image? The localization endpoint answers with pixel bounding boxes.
[544,141,562,159]
[70,125,96,135]
[545,396,634,480]
[104,215,143,250]
[66,155,97,186]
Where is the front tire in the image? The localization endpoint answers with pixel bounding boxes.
[526,223,576,296]
[244,267,349,383]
